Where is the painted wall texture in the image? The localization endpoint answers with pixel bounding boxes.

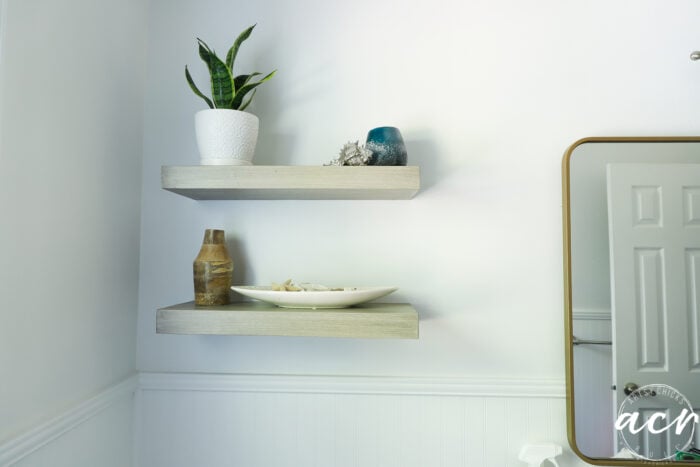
[137,0,700,376]
[0,0,146,445]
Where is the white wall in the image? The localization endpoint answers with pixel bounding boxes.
[1,377,137,467]
[12,397,134,467]
[138,0,700,377]
[135,0,700,465]
[0,0,147,461]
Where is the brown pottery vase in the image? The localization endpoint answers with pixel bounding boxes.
[193,229,233,305]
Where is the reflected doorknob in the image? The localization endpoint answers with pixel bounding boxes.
[623,382,657,397]
[623,382,639,395]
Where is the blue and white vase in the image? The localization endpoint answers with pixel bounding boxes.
[365,126,407,166]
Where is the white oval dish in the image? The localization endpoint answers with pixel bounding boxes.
[230,285,398,309]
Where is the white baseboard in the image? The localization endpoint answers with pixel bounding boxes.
[0,374,138,466]
[138,372,566,398]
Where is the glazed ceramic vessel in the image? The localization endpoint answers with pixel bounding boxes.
[193,229,233,305]
[365,126,407,166]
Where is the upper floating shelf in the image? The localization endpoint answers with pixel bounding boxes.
[161,165,420,200]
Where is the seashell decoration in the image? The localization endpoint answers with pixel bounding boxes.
[326,141,373,166]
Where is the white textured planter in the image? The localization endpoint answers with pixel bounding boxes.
[194,109,259,165]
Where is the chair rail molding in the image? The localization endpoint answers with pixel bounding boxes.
[138,372,566,399]
[0,374,138,466]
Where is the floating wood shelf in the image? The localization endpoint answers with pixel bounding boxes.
[161,165,420,200]
[156,301,419,339]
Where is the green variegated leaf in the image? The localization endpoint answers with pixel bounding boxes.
[187,27,274,110]
[185,65,214,108]
[226,24,255,72]
[238,88,257,111]
[208,51,234,108]
[230,70,276,109]
[197,38,213,70]
[233,72,261,91]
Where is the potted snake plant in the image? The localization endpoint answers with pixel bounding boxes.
[186,25,275,165]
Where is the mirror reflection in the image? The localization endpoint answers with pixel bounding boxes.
[564,137,700,463]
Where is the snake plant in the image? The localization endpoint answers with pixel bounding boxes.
[185,25,276,111]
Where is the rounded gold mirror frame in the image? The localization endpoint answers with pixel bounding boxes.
[562,136,700,466]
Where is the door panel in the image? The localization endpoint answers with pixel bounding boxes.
[633,247,667,370]
[688,249,700,370]
[607,163,700,456]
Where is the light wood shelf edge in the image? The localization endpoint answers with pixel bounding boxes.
[161,165,420,200]
[156,301,419,339]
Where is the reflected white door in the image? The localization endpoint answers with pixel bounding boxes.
[607,163,700,457]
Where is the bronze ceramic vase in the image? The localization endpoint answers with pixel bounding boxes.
[193,229,233,305]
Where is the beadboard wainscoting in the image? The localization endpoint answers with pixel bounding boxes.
[0,375,138,467]
[135,372,587,467]
[571,308,613,458]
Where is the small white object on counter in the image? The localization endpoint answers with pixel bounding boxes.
[518,443,562,467]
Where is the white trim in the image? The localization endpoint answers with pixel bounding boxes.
[138,372,566,399]
[573,307,611,321]
[0,374,138,466]
[0,0,7,59]
[131,379,143,467]
[0,0,8,166]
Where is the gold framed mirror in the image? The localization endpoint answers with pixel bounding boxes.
[563,136,700,465]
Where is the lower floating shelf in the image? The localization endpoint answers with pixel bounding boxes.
[157,301,419,339]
